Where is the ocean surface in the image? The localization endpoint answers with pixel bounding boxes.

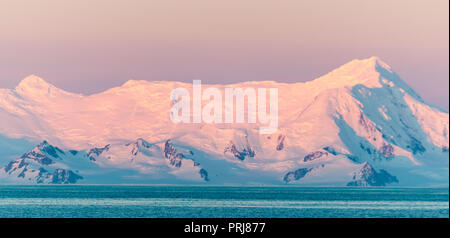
[0,185,448,218]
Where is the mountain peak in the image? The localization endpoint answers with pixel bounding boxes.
[15,75,57,93]
[17,75,53,88]
[122,79,149,87]
[38,140,50,146]
[33,140,64,158]
[334,56,393,75]
[14,75,77,98]
[370,56,392,70]
[313,56,395,88]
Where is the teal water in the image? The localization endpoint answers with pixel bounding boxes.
[0,186,448,218]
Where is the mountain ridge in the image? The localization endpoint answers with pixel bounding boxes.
[7,57,409,97]
[0,57,448,186]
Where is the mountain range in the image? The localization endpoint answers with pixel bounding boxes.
[0,57,448,186]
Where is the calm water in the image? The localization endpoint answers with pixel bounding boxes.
[0,186,448,218]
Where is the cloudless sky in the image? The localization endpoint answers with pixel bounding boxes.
[0,0,448,110]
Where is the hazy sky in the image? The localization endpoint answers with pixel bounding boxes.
[0,0,448,110]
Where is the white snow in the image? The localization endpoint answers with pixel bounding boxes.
[0,57,448,186]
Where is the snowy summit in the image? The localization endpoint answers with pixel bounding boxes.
[0,57,448,186]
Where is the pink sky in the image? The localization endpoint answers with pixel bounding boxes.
[0,0,448,109]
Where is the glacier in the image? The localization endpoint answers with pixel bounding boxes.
[0,57,448,186]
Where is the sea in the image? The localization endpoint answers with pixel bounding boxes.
[0,185,448,218]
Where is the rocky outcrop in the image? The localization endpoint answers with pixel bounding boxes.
[283,164,326,183]
[4,158,27,174]
[224,140,255,161]
[276,135,286,151]
[303,151,328,162]
[163,140,184,168]
[163,140,209,181]
[2,140,84,184]
[3,158,82,184]
[283,168,313,183]
[20,151,54,165]
[407,137,426,155]
[380,143,394,158]
[126,138,152,156]
[323,146,338,155]
[347,162,398,186]
[51,169,83,184]
[88,144,110,161]
[18,140,65,165]
[199,169,209,181]
[359,113,378,135]
[38,140,65,158]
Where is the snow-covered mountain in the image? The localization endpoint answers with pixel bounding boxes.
[0,57,448,186]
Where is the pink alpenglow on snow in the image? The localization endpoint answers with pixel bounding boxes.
[0,57,448,186]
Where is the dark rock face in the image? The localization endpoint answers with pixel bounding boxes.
[345,154,360,163]
[14,140,66,166]
[359,113,377,135]
[303,151,328,162]
[38,141,65,158]
[359,142,376,155]
[380,143,395,158]
[163,140,208,181]
[2,141,85,184]
[126,138,152,156]
[36,168,49,184]
[357,141,397,161]
[322,146,360,163]
[4,159,27,173]
[21,150,54,165]
[347,162,398,186]
[224,141,255,161]
[276,135,286,151]
[407,137,426,155]
[88,144,111,161]
[199,169,209,181]
[3,157,82,184]
[51,169,83,184]
[18,168,27,178]
[163,140,183,168]
[323,146,338,156]
[283,168,313,183]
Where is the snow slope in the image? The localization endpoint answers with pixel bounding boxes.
[0,57,448,186]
